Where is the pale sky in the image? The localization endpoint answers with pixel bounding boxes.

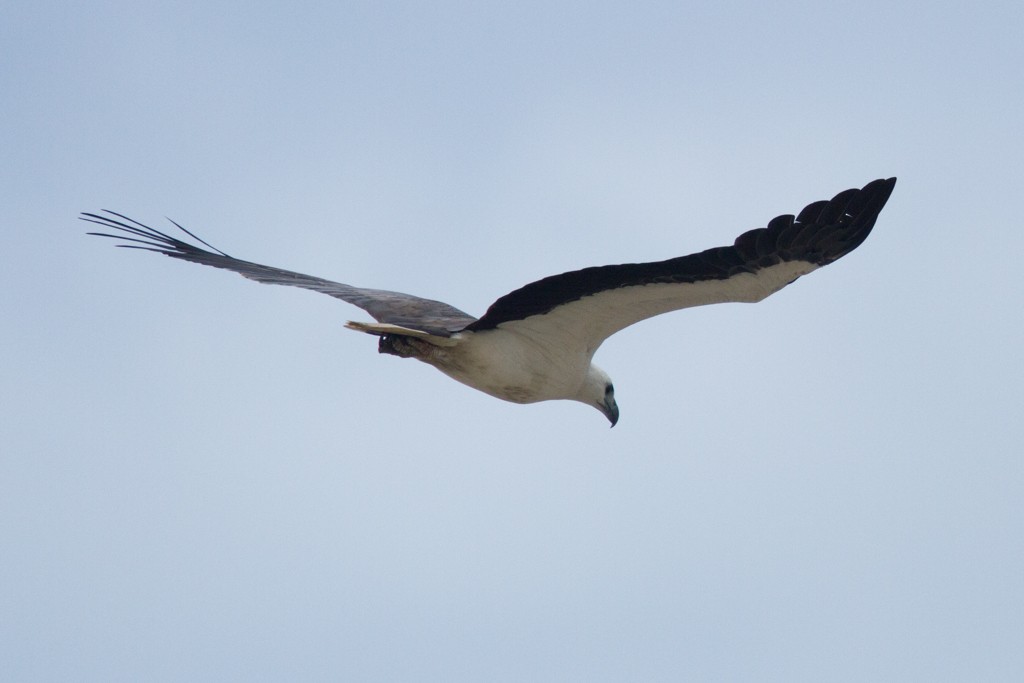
[3,1,1023,681]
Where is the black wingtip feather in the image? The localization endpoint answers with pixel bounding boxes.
[80,210,233,261]
[165,216,230,257]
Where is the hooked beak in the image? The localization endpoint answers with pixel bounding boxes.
[601,396,620,428]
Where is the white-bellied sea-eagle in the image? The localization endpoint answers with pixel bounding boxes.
[82,177,896,426]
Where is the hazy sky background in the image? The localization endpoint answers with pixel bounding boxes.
[3,1,1022,680]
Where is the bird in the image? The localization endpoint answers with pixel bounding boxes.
[82,177,895,426]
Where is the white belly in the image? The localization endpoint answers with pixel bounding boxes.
[426,328,590,404]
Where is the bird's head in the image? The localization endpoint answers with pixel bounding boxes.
[577,364,619,427]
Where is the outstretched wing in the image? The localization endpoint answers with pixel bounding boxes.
[466,178,895,352]
[81,211,477,336]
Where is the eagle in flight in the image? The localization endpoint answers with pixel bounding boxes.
[83,177,895,426]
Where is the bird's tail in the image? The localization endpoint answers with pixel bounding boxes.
[344,321,461,347]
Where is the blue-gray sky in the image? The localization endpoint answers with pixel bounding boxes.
[3,1,1023,680]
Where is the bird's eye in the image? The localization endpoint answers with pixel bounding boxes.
[605,384,614,395]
